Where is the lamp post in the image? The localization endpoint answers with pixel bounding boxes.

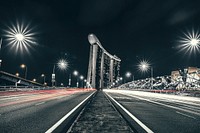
[138,60,153,89]
[20,64,27,79]
[80,75,84,88]
[52,59,68,87]
[0,38,2,69]
[16,72,19,77]
[125,72,131,83]
[68,74,71,87]
[41,74,46,84]
[52,65,56,87]
[84,79,87,88]
[4,21,37,55]
[178,30,200,55]
[0,59,2,70]
[73,70,79,87]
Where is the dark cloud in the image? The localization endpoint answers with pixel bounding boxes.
[168,10,196,25]
[78,0,130,26]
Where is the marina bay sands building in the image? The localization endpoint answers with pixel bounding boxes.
[87,34,121,89]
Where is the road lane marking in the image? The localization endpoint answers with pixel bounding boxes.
[56,96,66,99]
[105,92,154,133]
[176,111,196,119]
[125,93,200,116]
[35,102,45,106]
[45,91,96,133]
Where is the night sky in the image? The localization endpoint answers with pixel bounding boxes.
[1,0,200,86]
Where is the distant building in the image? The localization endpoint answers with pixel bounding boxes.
[171,67,200,90]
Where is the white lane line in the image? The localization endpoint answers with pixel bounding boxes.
[126,93,200,116]
[0,94,39,101]
[176,111,196,120]
[105,92,154,133]
[0,96,20,101]
[45,91,96,133]
[35,102,45,106]
[56,96,66,99]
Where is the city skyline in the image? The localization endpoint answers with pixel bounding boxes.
[1,0,200,86]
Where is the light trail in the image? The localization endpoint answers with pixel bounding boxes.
[0,89,93,107]
[104,89,200,116]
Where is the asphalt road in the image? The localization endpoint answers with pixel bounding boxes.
[105,89,200,133]
[0,89,94,133]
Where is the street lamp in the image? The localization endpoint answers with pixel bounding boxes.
[16,72,19,77]
[73,70,79,87]
[52,59,68,87]
[125,72,133,83]
[0,59,2,70]
[57,59,68,71]
[4,21,37,55]
[138,60,153,89]
[80,75,84,88]
[33,78,36,82]
[0,38,2,69]
[20,64,27,79]
[15,33,25,41]
[138,60,150,73]
[41,74,46,84]
[125,72,131,78]
[84,79,87,88]
[178,29,200,55]
[68,74,71,87]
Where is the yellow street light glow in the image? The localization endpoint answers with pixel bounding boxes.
[20,64,26,68]
[16,73,19,77]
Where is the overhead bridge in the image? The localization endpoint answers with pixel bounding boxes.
[0,71,43,87]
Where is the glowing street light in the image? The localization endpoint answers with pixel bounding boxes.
[125,72,131,78]
[178,29,200,55]
[73,70,78,76]
[80,75,84,80]
[52,59,68,87]
[138,60,150,72]
[41,74,46,84]
[138,60,153,89]
[84,79,87,88]
[57,59,68,71]
[16,72,19,77]
[15,33,25,41]
[68,70,78,88]
[124,72,130,83]
[20,64,27,79]
[190,38,199,46]
[80,75,84,88]
[73,70,79,88]
[4,21,37,55]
